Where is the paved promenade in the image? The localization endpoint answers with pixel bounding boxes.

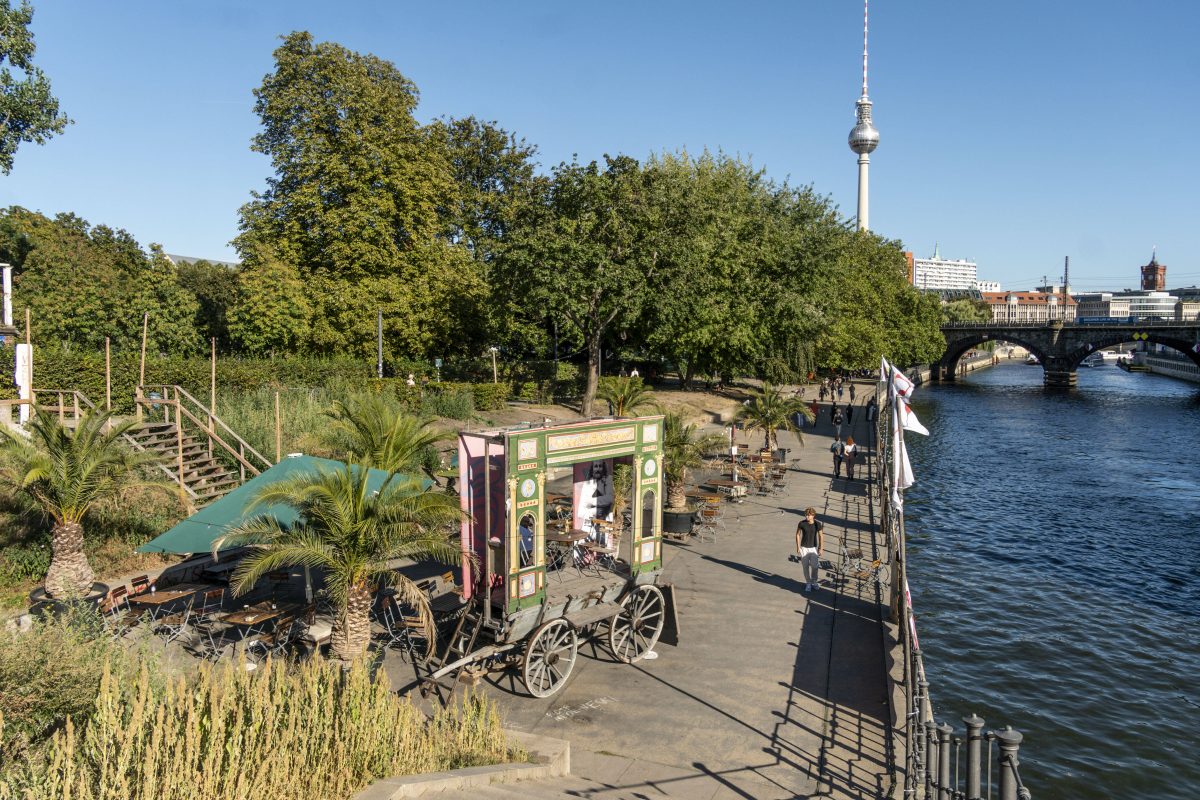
[421,389,899,799]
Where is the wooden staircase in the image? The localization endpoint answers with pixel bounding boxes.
[124,421,243,506]
[133,384,274,507]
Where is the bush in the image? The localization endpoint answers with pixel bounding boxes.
[421,388,475,420]
[0,612,127,760]
[0,540,50,584]
[2,657,515,800]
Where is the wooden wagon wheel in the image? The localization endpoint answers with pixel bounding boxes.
[522,618,579,698]
[608,584,665,663]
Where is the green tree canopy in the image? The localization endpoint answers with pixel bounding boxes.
[0,0,70,174]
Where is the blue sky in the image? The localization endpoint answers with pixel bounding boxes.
[1,0,1197,292]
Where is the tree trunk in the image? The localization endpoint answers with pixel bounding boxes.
[329,582,373,661]
[44,520,94,599]
[582,333,601,417]
[666,477,688,511]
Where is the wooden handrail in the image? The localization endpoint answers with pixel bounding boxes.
[171,399,263,478]
[134,384,273,475]
[169,385,273,471]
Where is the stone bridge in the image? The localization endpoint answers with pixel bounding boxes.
[938,321,1200,388]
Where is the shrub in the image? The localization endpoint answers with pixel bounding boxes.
[420,388,474,420]
[3,657,515,800]
[0,612,126,760]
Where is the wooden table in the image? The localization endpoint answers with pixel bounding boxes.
[221,601,304,639]
[129,583,211,618]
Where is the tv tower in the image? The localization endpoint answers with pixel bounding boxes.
[848,0,879,231]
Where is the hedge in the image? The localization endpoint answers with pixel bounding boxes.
[0,346,575,414]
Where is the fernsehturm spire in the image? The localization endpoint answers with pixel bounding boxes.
[848,0,879,231]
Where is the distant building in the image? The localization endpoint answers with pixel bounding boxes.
[911,244,978,291]
[1140,251,1166,291]
[974,280,1001,293]
[1075,290,1178,320]
[164,253,240,269]
[982,291,1077,322]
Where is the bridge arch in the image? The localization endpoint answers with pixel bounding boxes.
[1061,333,1200,372]
[937,331,1050,380]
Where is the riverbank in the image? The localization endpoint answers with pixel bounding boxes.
[407,386,903,799]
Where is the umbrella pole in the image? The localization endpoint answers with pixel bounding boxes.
[304,565,313,603]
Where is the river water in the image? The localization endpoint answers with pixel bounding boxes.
[902,361,1200,799]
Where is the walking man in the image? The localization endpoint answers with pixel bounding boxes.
[830,437,845,478]
[795,507,824,593]
[846,403,854,426]
[831,405,844,440]
[849,382,856,402]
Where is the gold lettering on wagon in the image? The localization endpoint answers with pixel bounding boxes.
[547,426,635,452]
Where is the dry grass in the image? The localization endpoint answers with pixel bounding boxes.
[1,653,516,800]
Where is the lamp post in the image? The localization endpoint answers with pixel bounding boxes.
[488,346,499,383]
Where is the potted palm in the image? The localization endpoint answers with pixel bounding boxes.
[662,413,725,532]
[218,464,465,661]
[735,383,813,452]
[0,410,168,606]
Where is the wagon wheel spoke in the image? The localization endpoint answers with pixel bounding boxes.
[523,620,577,698]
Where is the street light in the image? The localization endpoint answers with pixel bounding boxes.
[488,346,499,383]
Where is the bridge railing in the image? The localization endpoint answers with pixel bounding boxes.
[874,380,1033,800]
[942,319,1189,329]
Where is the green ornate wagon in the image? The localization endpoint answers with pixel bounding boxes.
[427,415,675,699]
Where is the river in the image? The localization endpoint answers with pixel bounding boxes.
[902,361,1200,799]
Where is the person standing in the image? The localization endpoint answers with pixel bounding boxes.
[831,405,844,440]
[844,437,858,481]
[819,383,827,402]
[795,507,824,593]
[830,437,845,478]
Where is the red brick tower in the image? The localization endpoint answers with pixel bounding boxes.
[1140,249,1166,291]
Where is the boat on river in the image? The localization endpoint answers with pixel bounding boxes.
[1025,354,1040,365]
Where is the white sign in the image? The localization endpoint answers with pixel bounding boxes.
[14,343,31,423]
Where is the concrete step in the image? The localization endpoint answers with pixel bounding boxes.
[418,776,606,798]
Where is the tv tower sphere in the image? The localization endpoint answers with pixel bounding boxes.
[848,99,879,155]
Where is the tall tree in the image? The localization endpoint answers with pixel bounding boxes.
[498,156,657,416]
[227,247,310,356]
[176,258,240,350]
[236,32,480,360]
[0,0,70,174]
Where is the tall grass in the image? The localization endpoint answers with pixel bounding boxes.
[2,654,515,800]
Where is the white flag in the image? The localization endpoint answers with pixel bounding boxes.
[880,357,915,401]
[890,398,916,510]
[898,400,929,436]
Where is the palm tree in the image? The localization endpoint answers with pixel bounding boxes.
[217,464,464,661]
[735,383,814,452]
[322,395,448,474]
[596,376,658,418]
[0,411,166,598]
[663,413,725,511]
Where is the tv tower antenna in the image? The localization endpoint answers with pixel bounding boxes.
[848,0,879,231]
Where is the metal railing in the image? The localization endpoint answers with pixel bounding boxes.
[942,319,1193,329]
[874,380,1032,800]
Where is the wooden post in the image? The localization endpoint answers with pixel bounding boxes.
[138,312,149,389]
[57,391,64,423]
[24,308,32,407]
[175,394,185,494]
[274,391,282,463]
[210,337,216,414]
[104,337,111,411]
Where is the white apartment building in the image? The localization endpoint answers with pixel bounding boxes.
[912,246,978,291]
[1075,291,1177,320]
[974,280,1001,293]
[982,291,1077,322]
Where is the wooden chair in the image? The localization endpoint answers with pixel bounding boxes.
[99,586,140,639]
[247,614,298,663]
[130,575,152,596]
[196,588,225,620]
[153,597,194,645]
[378,597,430,662]
[582,522,623,576]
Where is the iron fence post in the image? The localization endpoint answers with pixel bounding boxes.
[963,713,985,800]
[994,726,1024,800]
[916,674,930,786]
[937,722,953,800]
[925,720,938,798]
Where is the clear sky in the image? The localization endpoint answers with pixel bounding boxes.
[1,0,1197,292]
